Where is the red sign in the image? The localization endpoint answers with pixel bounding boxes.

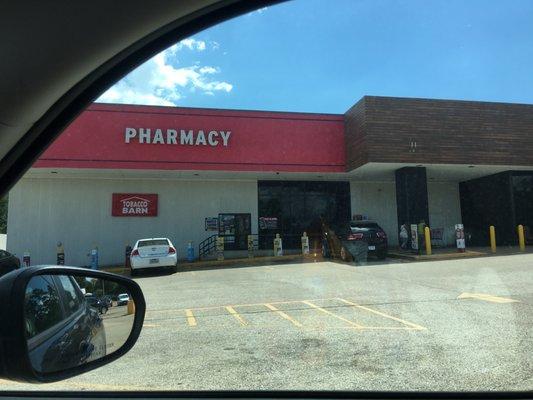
[112,193,158,217]
[35,103,345,173]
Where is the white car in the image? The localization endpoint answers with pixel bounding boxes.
[130,238,178,274]
[117,293,130,306]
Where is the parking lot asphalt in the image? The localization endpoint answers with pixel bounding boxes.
[2,254,532,392]
[101,305,134,354]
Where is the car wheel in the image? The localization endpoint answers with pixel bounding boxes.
[340,246,347,261]
[130,268,137,277]
[321,241,329,258]
[377,250,387,260]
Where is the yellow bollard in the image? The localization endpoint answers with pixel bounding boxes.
[518,225,525,251]
[127,299,135,315]
[424,226,432,255]
[489,225,496,253]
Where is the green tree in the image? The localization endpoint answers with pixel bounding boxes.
[0,196,7,234]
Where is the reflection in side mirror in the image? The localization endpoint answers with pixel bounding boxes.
[24,275,136,374]
[0,266,144,383]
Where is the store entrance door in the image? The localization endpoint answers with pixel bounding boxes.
[218,213,252,250]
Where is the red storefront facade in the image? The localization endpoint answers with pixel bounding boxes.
[36,103,346,173]
[11,103,359,265]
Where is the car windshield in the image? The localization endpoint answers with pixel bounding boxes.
[350,222,380,230]
[3,0,533,393]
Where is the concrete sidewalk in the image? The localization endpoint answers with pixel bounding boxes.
[389,245,533,261]
[101,253,319,275]
[101,245,533,274]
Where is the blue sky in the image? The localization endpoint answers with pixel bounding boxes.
[97,0,533,113]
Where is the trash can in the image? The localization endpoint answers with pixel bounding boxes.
[187,241,195,262]
[125,244,132,268]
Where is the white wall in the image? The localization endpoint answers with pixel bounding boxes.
[7,178,258,266]
[427,182,462,246]
[349,181,463,247]
[350,181,399,246]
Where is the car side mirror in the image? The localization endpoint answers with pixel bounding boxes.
[0,266,145,383]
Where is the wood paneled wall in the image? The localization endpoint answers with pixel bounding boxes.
[345,96,533,171]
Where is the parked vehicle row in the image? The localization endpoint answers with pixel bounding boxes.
[1,236,180,279]
[84,293,130,314]
[85,295,109,315]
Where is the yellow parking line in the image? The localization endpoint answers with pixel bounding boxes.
[358,326,421,330]
[336,298,426,330]
[225,306,247,326]
[146,297,340,314]
[185,309,197,326]
[457,292,519,304]
[264,303,303,327]
[301,300,364,329]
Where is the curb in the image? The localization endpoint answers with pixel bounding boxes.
[388,251,487,262]
[100,253,318,274]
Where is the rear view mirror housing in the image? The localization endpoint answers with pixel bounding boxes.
[0,266,145,383]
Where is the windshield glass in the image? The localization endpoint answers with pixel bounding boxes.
[3,0,533,393]
[350,222,380,229]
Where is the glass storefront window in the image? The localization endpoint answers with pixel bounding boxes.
[258,181,351,249]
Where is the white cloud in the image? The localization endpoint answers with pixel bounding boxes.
[176,38,206,51]
[199,66,218,74]
[97,85,176,106]
[96,37,232,106]
[246,6,268,16]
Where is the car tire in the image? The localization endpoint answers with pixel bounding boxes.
[321,241,329,258]
[377,250,387,260]
[340,246,347,261]
[170,265,178,273]
[130,268,137,277]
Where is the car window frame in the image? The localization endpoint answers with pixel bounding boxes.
[55,275,84,317]
[0,0,281,198]
[137,239,170,247]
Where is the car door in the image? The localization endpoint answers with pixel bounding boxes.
[25,275,70,373]
[0,250,8,275]
[53,276,106,364]
[25,274,101,374]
